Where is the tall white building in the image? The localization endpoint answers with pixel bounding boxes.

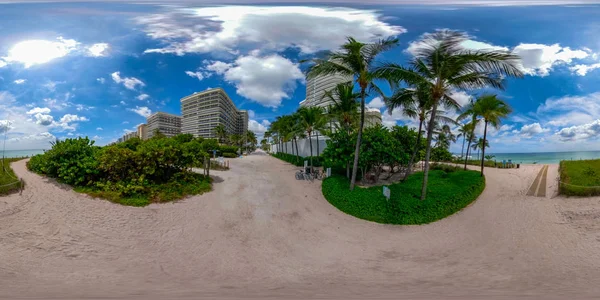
[181,88,248,139]
[300,74,353,108]
[300,74,382,127]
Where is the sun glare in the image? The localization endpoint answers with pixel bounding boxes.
[4,37,78,67]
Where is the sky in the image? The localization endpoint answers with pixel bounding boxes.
[1,1,600,153]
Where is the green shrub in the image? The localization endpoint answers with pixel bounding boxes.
[322,170,485,225]
[223,152,238,158]
[27,136,212,206]
[27,137,100,186]
[559,159,600,196]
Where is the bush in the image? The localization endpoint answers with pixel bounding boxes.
[223,153,238,158]
[559,159,600,196]
[27,137,100,186]
[27,136,212,206]
[322,170,485,225]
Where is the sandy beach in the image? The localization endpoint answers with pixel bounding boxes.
[1,153,600,299]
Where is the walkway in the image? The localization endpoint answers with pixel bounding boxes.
[1,155,600,299]
[526,165,549,197]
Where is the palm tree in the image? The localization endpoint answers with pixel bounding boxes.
[214,124,228,144]
[385,84,457,180]
[472,137,489,161]
[434,124,457,149]
[377,30,523,199]
[305,37,400,190]
[296,106,324,172]
[472,95,512,176]
[322,82,360,133]
[457,124,470,159]
[229,134,242,154]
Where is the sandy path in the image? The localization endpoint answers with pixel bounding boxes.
[1,154,600,299]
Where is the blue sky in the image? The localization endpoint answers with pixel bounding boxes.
[1,1,600,153]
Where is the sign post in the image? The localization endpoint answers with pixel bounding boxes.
[382,186,390,200]
[326,167,331,177]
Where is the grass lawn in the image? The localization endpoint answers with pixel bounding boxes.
[559,159,600,196]
[0,158,25,195]
[322,168,485,225]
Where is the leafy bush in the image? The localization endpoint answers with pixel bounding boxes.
[430,146,453,162]
[27,134,212,206]
[219,145,239,156]
[223,152,238,158]
[27,137,100,186]
[559,159,600,196]
[322,170,485,225]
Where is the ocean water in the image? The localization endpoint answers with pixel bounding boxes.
[0,149,45,158]
[462,151,600,164]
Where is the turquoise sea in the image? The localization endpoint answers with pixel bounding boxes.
[462,151,600,164]
[0,149,45,158]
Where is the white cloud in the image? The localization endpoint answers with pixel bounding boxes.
[43,97,71,111]
[513,43,589,76]
[13,79,26,84]
[185,70,205,81]
[206,54,303,107]
[556,119,600,141]
[26,107,51,115]
[111,72,145,90]
[43,80,64,91]
[75,104,94,111]
[33,114,54,126]
[137,6,405,55]
[59,114,89,123]
[2,37,79,68]
[87,43,110,57]
[570,63,600,76]
[128,106,152,118]
[120,100,126,105]
[248,119,271,135]
[97,77,106,84]
[368,97,385,109]
[407,33,592,77]
[205,61,232,75]
[536,92,600,126]
[97,127,103,131]
[519,122,549,138]
[0,60,6,68]
[136,94,150,101]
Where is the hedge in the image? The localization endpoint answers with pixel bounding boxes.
[0,157,25,195]
[321,167,485,225]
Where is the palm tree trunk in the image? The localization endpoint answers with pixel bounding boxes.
[420,103,438,200]
[403,119,423,181]
[480,121,488,176]
[464,129,475,170]
[461,134,466,159]
[308,131,313,172]
[349,89,366,191]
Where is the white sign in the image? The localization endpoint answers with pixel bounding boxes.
[326,167,331,177]
[382,186,391,200]
[304,161,308,168]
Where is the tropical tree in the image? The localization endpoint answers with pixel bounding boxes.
[246,130,257,152]
[296,106,324,171]
[305,36,400,190]
[376,30,523,199]
[472,95,512,176]
[229,134,242,153]
[323,82,360,133]
[214,124,228,144]
[472,137,489,161]
[457,123,470,159]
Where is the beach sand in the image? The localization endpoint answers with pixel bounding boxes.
[1,154,600,299]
